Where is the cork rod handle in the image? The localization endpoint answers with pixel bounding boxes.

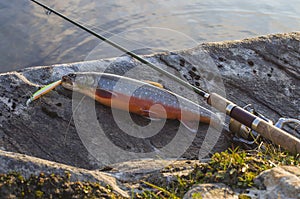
[207,93,300,154]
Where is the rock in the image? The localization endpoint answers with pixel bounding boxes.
[184,165,300,199]
[103,159,202,188]
[249,166,300,199]
[0,149,129,198]
[0,48,227,170]
[0,32,299,170]
[200,32,300,123]
[104,159,188,183]
[183,183,239,199]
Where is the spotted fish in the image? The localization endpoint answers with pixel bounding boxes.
[61,72,220,132]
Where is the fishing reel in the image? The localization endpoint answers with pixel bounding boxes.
[229,104,300,147]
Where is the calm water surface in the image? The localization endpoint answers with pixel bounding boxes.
[0,0,299,72]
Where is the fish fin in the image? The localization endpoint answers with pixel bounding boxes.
[95,88,117,99]
[143,80,164,89]
[140,109,162,121]
[141,115,163,121]
[180,119,199,133]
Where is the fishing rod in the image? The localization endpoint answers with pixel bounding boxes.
[30,0,300,154]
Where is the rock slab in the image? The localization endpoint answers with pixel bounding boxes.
[0,32,299,170]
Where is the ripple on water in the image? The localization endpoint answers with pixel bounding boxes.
[1,0,300,72]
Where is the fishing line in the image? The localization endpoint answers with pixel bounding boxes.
[62,17,152,52]
[67,17,193,54]
[63,95,86,145]
[40,4,159,56]
[42,1,188,53]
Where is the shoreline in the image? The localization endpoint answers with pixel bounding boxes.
[0,32,299,198]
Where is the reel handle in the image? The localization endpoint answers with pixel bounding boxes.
[207,93,300,154]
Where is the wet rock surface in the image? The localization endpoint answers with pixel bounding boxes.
[0,32,299,197]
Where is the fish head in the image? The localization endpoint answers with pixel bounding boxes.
[61,72,97,91]
[61,73,76,91]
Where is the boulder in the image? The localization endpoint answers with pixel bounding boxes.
[250,166,300,199]
[183,183,239,199]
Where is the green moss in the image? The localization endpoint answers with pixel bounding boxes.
[139,144,300,198]
[35,190,43,198]
[238,194,252,199]
[0,172,124,198]
[192,192,203,199]
[0,143,298,198]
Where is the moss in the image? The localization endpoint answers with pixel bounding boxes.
[238,194,252,199]
[0,143,298,198]
[35,190,43,198]
[139,143,300,198]
[191,192,203,199]
[0,172,124,198]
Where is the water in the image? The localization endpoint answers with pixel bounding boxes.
[1,0,299,72]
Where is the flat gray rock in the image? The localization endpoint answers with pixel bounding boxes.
[0,32,299,171]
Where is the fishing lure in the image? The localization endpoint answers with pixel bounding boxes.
[26,80,62,106]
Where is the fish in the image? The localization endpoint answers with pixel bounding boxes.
[61,72,220,132]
